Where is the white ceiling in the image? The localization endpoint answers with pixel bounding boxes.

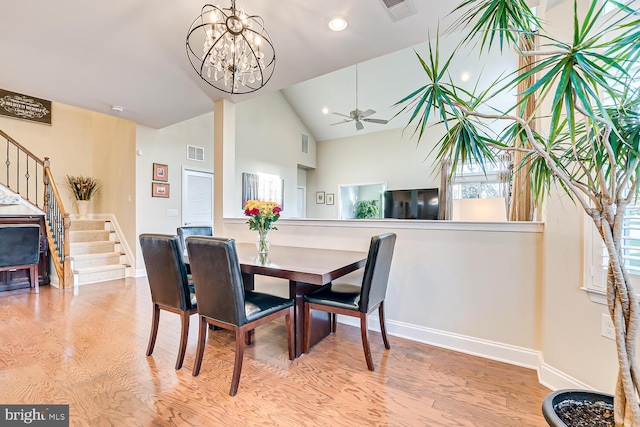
[0,0,453,130]
[0,0,547,142]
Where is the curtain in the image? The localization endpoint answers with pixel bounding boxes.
[508,34,537,221]
[439,159,453,220]
[498,154,512,217]
[242,172,259,208]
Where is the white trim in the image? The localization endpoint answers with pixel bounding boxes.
[337,314,589,391]
[224,217,544,233]
[581,286,608,305]
[539,360,595,391]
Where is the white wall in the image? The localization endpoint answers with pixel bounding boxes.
[235,91,317,218]
[135,112,214,271]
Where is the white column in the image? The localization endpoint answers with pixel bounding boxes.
[213,99,236,236]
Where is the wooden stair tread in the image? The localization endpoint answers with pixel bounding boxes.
[72,252,122,260]
[73,264,126,274]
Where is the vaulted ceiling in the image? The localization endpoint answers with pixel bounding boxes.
[0,0,546,141]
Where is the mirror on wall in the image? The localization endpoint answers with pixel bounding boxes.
[339,183,386,219]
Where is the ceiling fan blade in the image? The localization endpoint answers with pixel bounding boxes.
[355,120,364,131]
[360,109,376,118]
[330,120,351,126]
[363,118,389,124]
[332,112,352,119]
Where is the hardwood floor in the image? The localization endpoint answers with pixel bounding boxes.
[0,278,550,426]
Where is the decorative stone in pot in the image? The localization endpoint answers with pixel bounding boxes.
[542,389,614,427]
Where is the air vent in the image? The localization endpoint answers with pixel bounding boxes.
[187,145,204,162]
[301,133,309,154]
[381,0,416,22]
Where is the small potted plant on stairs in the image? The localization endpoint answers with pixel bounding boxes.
[66,175,100,220]
[396,0,640,425]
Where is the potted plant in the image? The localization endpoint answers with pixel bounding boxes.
[396,0,639,425]
[356,200,379,219]
[66,175,100,219]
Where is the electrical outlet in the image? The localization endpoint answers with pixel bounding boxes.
[601,313,615,340]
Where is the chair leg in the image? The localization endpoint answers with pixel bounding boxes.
[192,316,208,377]
[360,313,374,371]
[146,304,160,356]
[304,303,312,354]
[230,328,246,396]
[286,307,294,360]
[378,301,391,350]
[175,311,190,370]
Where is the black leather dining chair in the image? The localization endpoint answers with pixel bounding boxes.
[303,233,396,371]
[177,226,212,255]
[139,234,197,370]
[186,236,294,396]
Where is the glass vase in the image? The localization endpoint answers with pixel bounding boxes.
[255,230,270,254]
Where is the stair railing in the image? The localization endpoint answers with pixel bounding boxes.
[0,129,72,288]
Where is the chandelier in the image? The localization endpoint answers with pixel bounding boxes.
[186,1,276,95]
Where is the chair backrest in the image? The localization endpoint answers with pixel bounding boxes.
[177,226,213,254]
[359,233,397,313]
[186,236,247,326]
[139,234,194,311]
[0,225,40,268]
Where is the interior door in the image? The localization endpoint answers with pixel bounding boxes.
[182,168,213,228]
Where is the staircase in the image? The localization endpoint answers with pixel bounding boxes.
[69,219,129,285]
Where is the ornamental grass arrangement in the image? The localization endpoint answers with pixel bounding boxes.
[66,175,101,201]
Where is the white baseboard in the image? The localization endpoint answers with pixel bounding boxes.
[338,315,590,391]
[539,360,594,391]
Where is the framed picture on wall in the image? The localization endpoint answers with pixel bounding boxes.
[316,191,325,204]
[326,193,334,205]
[153,163,168,182]
[152,182,170,198]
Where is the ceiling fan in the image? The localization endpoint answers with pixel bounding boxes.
[330,64,389,131]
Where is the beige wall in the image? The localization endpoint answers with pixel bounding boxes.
[0,102,136,249]
[538,0,621,393]
[224,219,543,352]
[307,126,439,219]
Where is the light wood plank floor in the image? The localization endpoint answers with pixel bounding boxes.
[0,278,550,426]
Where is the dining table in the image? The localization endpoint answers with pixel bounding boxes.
[188,242,367,357]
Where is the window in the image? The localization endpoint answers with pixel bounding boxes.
[451,157,511,200]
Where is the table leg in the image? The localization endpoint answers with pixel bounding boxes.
[290,280,331,357]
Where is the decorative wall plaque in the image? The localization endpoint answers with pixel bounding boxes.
[0,89,52,125]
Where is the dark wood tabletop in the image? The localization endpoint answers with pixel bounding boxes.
[234,243,367,285]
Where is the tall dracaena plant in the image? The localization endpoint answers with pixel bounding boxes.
[396,0,640,424]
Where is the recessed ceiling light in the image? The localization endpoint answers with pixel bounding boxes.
[322,107,329,114]
[328,17,348,32]
[111,105,124,112]
[460,72,471,82]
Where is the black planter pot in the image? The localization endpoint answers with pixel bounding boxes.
[542,389,614,427]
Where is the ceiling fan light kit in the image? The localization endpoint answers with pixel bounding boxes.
[186,0,276,94]
[330,64,389,131]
